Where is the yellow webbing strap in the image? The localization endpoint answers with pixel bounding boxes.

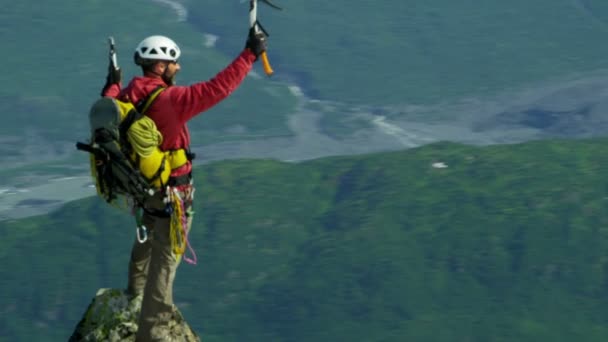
[167,149,189,170]
[139,86,165,114]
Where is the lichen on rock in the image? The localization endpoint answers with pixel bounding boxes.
[70,288,200,342]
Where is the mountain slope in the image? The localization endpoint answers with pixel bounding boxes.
[0,0,297,169]
[2,139,608,341]
[189,0,608,105]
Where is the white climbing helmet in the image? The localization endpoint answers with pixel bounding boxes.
[134,35,181,63]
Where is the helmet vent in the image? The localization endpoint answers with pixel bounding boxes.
[149,48,158,55]
[141,47,148,53]
[160,47,167,54]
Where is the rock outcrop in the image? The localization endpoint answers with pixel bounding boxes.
[69,288,200,342]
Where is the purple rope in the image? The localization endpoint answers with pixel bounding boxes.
[177,194,197,265]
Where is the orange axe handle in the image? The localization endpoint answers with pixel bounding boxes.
[261,51,273,76]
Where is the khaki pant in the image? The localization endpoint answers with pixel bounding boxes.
[128,186,194,342]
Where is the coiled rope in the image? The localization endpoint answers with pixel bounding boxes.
[168,187,197,265]
[127,117,163,158]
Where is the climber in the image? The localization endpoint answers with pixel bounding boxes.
[101,28,267,341]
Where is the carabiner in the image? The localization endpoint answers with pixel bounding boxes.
[137,225,148,243]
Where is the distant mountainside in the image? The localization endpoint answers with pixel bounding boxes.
[4,1,608,170]
[1,0,297,170]
[2,2,608,341]
[190,0,608,105]
[2,138,608,341]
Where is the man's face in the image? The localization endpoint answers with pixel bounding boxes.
[161,60,180,86]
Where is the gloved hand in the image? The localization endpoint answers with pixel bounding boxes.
[100,64,122,96]
[245,27,267,61]
[106,64,122,85]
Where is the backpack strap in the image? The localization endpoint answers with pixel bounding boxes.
[119,85,166,145]
[136,85,165,114]
[137,86,197,168]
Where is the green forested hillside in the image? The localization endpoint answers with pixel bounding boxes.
[5,0,608,156]
[0,0,297,164]
[2,139,608,341]
[189,0,608,105]
[4,0,608,189]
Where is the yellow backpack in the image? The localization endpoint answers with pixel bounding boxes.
[76,86,188,205]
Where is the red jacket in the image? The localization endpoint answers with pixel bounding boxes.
[103,49,256,177]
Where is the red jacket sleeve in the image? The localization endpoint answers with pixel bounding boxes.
[102,82,122,98]
[167,49,256,123]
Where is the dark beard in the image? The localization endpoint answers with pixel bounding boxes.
[162,75,175,86]
[162,70,176,86]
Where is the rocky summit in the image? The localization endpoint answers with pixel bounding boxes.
[69,288,200,342]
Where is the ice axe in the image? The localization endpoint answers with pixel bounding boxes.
[249,0,282,76]
[99,36,122,95]
[108,36,119,70]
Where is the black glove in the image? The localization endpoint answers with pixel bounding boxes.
[106,64,122,85]
[100,64,122,96]
[245,27,267,60]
